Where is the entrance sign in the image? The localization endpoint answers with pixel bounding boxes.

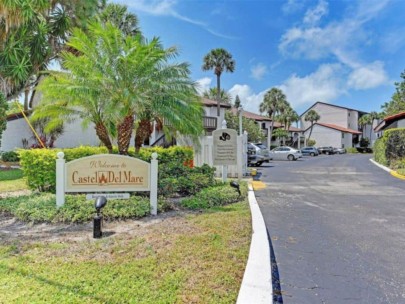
[212,128,238,165]
[65,154,150,192]
[56,152,158,215]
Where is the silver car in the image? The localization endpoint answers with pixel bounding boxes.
[248,143,272,165]
[269,146,302,161]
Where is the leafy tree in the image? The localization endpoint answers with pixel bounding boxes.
[234,95,241,108]
[202,48,235,116]
[225,111,264,143]
[34,22,203,155]
[0,92,8,147]
[259,88,288,149]
[202,87,231,103]
[381,70,405,116]
[358,114,370,139]
[304,109,320,140]
[307,139,316,147]
[360,137,370,148]
[273,128,288,145]
[0,0,104,110]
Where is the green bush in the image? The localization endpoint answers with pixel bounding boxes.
[397,168,405,176]
[0,193,152,223]
[374,137,388,165]
[385,128,405,163]
[389,158,405,170]
[181,182,247,209]
[1,150,20,162]
[346,147,358,154]
[18,146,194,192]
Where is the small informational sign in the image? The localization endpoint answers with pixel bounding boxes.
[65,154,150,192]
[212,128,238,165]
[85,193,130,200]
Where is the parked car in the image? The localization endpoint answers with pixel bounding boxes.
[269,146,302,161]
[317,146,335,155]
[300,147,319,156]
[247,143,271,166]
[333,147,347,154]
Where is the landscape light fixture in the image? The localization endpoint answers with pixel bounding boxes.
[94,196,107,239]
[230,181,241,197]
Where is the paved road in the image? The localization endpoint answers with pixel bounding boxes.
[254,154,405,304]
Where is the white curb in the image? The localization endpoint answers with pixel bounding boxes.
[237,184,272,304]
[369,158,391,173]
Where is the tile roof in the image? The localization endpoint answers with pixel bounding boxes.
[201,97,232,108]
[314,122,362,134]
[229,108,272,121]
[374,111,405,132]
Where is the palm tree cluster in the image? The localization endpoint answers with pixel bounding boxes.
[0,0,104,110]
[202,87,232,104]
[32,6,203,155]
[259,88,298,148]
[358,111,382,146]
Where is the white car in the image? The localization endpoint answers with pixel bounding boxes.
[269,146,302,161]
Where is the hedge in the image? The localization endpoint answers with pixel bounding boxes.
[18,146,193,192]
[374,128,405,167]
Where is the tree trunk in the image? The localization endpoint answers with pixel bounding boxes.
[308,123,314,140]
[268,116,275,149]
[216,74,221,117]
[24,87,29,111]
[134,119,153,153]
[369,120,373,143]
[117,115,134,155]
[95,122,113,153]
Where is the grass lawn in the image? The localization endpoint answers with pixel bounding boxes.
[0,169,23,181]
[0,201,251,303]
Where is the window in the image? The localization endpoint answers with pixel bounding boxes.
[342,144,345,148]
[342,133,344,138]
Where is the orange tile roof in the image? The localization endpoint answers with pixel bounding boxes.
[201,97,232,108]
[315,122,362,134]
[374,111,405,132]
[229,108,272,121]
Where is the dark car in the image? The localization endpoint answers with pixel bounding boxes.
[301,146,319,156]
[317,146,335,155]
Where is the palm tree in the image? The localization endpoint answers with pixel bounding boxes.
[259,88,288,149]
[202,87,232,103]
[0,0,102,109]
[202,48,235,117]
[368,111,381,143]
[304,109,321,140]
[358,115,369,139]
[97,3,140,36]
[34,22,203,155]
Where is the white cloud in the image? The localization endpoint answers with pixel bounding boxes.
[116,0,237,39]
[303,0,328,26]
[282,0,306,15]
[195,77,212,95]
[347,61,389,90]
[278,64,345,108]
[228,84,268,114]
[250,63,268,80]
[279,0,389,65]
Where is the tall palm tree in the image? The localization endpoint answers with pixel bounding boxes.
[234,95,241,108]
[202,87,231,103]
[97,3,140,36]
[202,48,235,117]
[34,22,203,155]
[358,114,369,139]
[259,88,288,149]
[368,111,381,143]
[304,109,321,140]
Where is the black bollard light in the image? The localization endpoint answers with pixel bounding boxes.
[230,181,241,197]
[94,196,107,239]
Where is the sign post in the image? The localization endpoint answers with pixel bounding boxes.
[212,120,238,182]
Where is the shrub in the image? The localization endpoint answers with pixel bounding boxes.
[181,182,247,209]
[346,147,358,154]
[0,193,152,223]
[1,151,20,162]
[307,139,316,147]
[385,128,405,163]
[374,137,388,165]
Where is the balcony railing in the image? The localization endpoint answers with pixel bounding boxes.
[163,116,217,130]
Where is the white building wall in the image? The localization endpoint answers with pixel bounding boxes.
[301,103,349,130]
[56,121,100,148]
[306,125,341,147]
[341,132,353,148]
[0,118,32,151]
[348,110,359,130]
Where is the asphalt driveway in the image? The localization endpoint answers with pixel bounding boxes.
[254,154,405,304]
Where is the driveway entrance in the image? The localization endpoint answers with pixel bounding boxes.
[255,154,405,303]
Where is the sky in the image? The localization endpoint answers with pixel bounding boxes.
[113,0,405,116]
